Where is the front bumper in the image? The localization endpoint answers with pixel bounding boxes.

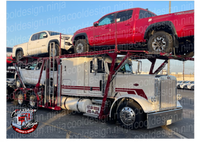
[147,108,183,129]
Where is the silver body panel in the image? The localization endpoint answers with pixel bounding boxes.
[155,75,177,111]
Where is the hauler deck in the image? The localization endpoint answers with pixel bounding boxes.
[11,45,193,129]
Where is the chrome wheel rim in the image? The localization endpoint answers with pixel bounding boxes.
[152,36,166,52]
[29,95,36,107]
[76,43,84,53]
[120,107,136,125]
[18,94,23,105]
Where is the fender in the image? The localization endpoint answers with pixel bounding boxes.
[73,33,89,44]
[144,21,177,39]
[47,39,60,52]
[15,47,24,57]
[109,94,155,118]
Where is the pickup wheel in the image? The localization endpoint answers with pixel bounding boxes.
[74,39,89,53]
[15,91,26,107]
[48,43,59,57]
[16,50,23,62]
[29,94,37,109]
[148,31,173,53]
[117,99,146,129]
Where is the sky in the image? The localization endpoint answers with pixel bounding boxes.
[6,1,194,74]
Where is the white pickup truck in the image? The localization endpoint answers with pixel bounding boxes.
[12,31,73,61]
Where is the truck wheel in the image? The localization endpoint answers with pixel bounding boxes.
[16,50,23,62]
[29,94,37,108]
[15,91,26,107]
[16,78,22,88]
[48,43,59,57]
[74,39,89,53]
[117,100,146,129]
[148,31,173,53]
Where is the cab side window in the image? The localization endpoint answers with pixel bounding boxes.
[31,34,39,41]
[39,32,48,39]
[90,60,105,73]
[139,10,153,19]
[116,10,133,22]
[97,60,105,73]
[25,64,36,70]
[36,63,42,70]
[98,14,115,26]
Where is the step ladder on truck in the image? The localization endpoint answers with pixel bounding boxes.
[12,38,194,129]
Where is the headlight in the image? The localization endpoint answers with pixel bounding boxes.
[62,36,70,40]
[177,94,182,100]
[65,42,72,46]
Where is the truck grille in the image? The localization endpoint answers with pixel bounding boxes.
[155,76,177,110]
[160,79,177,109]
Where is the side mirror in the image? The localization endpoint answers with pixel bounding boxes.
[93,21,99,27]
[92,58,98,71]
[43,34,47,38]
[25,66,31,70]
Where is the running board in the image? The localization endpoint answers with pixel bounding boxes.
[83,113,99,118]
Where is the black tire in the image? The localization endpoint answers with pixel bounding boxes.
[48,43,59,57]
[15,91,26,107]
[117,99,146,129]
[191,86,194,90]
[148,31,173,53]
[74,39,89,53]
[28,94,37,109]
[16,50,23,62]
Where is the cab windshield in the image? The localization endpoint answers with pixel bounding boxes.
[108,63,132,73]
[119,63,132,73]
[48,31,65,36]
[30,64,37,70]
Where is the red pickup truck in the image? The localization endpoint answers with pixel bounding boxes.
[72,8,194,57]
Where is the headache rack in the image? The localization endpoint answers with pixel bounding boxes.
[12,44,194,119]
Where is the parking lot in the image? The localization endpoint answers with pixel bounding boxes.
[6,89,194,139]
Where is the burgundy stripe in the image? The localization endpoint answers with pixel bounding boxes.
[61,85,100,91]
[115,88,148,100]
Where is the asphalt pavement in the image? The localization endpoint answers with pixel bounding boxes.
[6,89,194,139]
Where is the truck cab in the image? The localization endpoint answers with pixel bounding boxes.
[61,56,182,129]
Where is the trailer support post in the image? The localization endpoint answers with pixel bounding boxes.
[99,53,117,119]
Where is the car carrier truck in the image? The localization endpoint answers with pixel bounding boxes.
[12,42,193,129]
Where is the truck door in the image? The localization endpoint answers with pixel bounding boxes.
[21,64,36,85]
[28,33,39,55]
[88,59,105,95]
[116,10,134,44]
[134,9,154,43]
[83,62,89,93]
[32,63,43,85]
[94,13,115,47]
[36,32,48,54]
